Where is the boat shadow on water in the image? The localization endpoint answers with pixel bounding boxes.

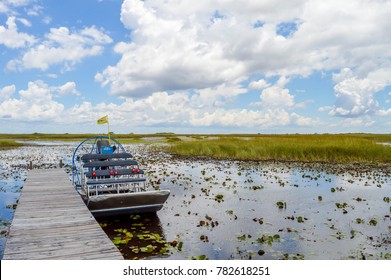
[96,213,173,260]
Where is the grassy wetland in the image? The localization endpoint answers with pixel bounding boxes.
[1,133,391,163]
[166,134,391,164]
[0,133,390,260]
[0,139,23,150]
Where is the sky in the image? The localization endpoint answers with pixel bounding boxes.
[0,0,390,134]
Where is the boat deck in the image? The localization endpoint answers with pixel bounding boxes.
[3,168,123,260]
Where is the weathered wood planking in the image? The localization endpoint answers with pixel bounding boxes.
[3,169,123,260]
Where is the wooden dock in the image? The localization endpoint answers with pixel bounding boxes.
[3,168,123,260]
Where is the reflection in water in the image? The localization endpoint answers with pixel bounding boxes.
[97,213,171,259]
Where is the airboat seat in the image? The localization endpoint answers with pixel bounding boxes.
[84,168,145,178]
[72,135,170,216]
[81,152,133,162]
[86,177,146,185]
[82,152,145,192]
[83,159,139,168]
[97,140,116,154]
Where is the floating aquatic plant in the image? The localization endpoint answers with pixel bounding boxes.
[191,255,208,260]
[258,250,265,256]
[276,201,287,209]
[200,235,209,242]
[256,234,281,246]
[335,202,348,209]
[214,194,224,202]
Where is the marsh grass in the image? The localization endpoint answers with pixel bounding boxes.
[0,139,23,150]
[167,135,391,163]
[1,133,390,163]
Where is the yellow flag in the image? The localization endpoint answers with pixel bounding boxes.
[97,115,108,124]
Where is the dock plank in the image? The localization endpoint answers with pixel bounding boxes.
[3,169,123,260]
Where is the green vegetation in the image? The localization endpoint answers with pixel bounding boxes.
[166,134,391,164]
[1,133,391,163]
[0,133,181,144]
[0,139,23,150]
[0,133,95,141]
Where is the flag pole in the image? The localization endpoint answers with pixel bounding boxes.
[97,115,110,144]
[107,116,110,144]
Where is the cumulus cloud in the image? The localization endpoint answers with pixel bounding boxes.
[0,16,35,48]
[0,85,16,101]
[256,77,295,108]
[2,0,391,132]
[377,109,391,116]
[291,112,321,126]
[191,83,247,108]
[0,80,83,122]
[249,79,270,90]
[7,26,112,71]
[328,67,391,117]
[96,0,391,101]
[0,79,323,131]
[0,81,64,121]
[53,82,80,97]
[96,0,254,97]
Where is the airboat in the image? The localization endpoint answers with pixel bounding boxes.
[72,136,170,217]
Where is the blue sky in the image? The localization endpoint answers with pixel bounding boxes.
[0,0,390,134]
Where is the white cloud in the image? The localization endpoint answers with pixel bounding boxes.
[0,16,35,48]
[249,79,270,90]
[258,77,295,108]
[0,85,16,101]
[5,0,32,6]
[16,17,31,27]
[2,0,391,133]
[96,0,254,97]
[1,0,44,17]
[339,117,375,128]
[7,26,112,71]
[291,112,321,126]
[328,67,391,117]
[0,0,34,14]
[0,81,64,121]
[26,4,43,16]
[42,16,52,25]
[188,108,292,128]
[0,3,9,13]
[191,83,247,108]
[377,109,391,116]
[96,0,391,108]
[53,82,80,97]
[0,80,322,131]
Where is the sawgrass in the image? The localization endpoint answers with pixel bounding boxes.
[1,133,390,163]
[0,139,23,150]
[167,134,391,163]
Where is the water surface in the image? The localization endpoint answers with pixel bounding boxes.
[0,143,390,260]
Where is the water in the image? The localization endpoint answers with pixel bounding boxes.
[0,142,390,259]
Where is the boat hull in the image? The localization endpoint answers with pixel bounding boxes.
[84,190,170,217]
